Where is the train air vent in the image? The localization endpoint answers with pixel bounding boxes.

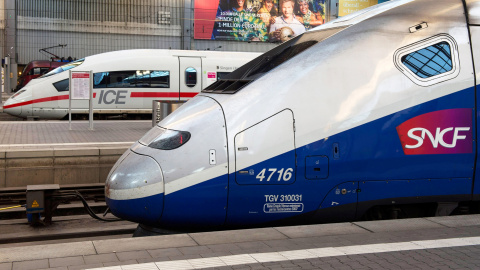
[202,79,252,94]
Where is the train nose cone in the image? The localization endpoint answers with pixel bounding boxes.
[2,98,22,116]
[105,151,164,225]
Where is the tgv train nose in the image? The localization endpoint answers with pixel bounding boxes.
[2,98,22,116]
[105,151,164,225]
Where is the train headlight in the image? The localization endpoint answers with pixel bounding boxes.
[140,126,191,150]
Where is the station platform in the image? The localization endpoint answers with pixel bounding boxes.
[0,120,152,188]
[1,215,480,270]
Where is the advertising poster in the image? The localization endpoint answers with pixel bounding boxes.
[194,0,326,42]
[338,0,390,17]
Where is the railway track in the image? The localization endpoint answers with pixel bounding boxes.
[0,184,105,206]
[0,184,137,246]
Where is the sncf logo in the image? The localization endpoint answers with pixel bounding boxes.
[396,109,472,155]
[405,127,470,149]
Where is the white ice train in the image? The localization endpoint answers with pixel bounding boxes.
[3,50,260,119]
[105,0,480,233]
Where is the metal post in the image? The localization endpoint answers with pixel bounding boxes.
[0,65,3,105]
[3,57,9,96]
[89,70,94,130]
[69,70,72,130]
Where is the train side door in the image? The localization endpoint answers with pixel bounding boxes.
[226,110,299,225]
[179,57,202,100]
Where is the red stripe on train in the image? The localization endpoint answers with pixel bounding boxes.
[3,92,198,109]
[3,95,70,109]
[130,92,198,98]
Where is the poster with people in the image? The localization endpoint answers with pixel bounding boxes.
[194,0,326,42]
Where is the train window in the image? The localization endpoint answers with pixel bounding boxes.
[40,67,50,75]
[185,67,197,87]
[134,70,151,87]
[217,72,230,80]
[30,67,50,75]
[150,71,170,88]
[401,42,452,78]
[53,79,69,92]
[93,70,170,89]
[94,72,109,88]
[108,71,136,88]
[394,35,459,86]
[41,58,85,78]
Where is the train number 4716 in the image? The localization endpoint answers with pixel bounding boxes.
[256,168,293,182]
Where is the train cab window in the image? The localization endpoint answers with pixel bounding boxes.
[401,42,452,78]
[394,35,459,86]
[53,79,69,92]
[30,67,49,75]
[185,67,197,87]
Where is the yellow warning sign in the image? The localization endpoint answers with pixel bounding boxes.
[32,200,39,208]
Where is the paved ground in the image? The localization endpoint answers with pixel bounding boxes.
[1,95,480,269]
[0,120,152,149]
[1,215,480,270]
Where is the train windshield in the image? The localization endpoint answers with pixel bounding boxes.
[40,58,85,78]
[202,26,348,94]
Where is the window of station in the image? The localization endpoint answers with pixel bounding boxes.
[93,70,170,88]
[185,67,197,87]
[401,41,452,79]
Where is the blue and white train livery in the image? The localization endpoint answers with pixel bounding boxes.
[106,0,480,231]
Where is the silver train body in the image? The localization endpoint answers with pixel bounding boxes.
[106,0,480,229]
[3,50,260,119]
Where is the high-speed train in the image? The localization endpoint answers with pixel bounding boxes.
[105,0,480,232]
[3,50,260,119]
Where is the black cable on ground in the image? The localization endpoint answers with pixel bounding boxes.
[74,190,121,222]
[52,191,121,222]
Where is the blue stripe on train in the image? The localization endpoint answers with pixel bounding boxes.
[115,86,476,227]
[225,86,476,225]
[106,192,164,226]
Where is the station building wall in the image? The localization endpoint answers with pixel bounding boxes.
[2,0,276,66]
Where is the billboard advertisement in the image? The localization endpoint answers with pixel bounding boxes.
[338,0,391,17]
[194,0,326,42]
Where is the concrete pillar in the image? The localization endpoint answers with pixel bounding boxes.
[1,0,5,98]
[3,57,9,97]
[4,0,16,93]
[183,0,193,50]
